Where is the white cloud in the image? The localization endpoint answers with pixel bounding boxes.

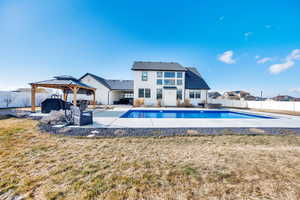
[289,88,300,93]
[257,57,272,64]
[269,60,294,74]
[269,49,300,74]
[244,32,253,40]
[287,49,300,60]
[255,55,260,59]
[218,50,236,64]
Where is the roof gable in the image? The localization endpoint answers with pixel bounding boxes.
[132,61,186,71]
[80,73,133,90]
[185,67,210,90]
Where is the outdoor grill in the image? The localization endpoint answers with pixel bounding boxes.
[41,98,71,113]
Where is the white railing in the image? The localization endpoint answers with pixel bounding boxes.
[209,99,300,112]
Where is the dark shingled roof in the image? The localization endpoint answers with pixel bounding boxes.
[105,80,133,90]
[132,61,186,71]
[185,67,210,90]
[80,73,133,90]
[31,77,94,89]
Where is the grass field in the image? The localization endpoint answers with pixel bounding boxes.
[1,118,300,200]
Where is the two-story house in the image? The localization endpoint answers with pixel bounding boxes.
[132,61,210,106]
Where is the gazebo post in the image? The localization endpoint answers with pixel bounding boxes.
[31,84,36,113]
[72,86,79,106]
[63,88,68,102]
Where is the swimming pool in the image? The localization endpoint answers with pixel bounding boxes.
[120,110,273,119]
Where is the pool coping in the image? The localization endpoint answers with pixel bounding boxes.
[120,109,275,119]
[34,107,300,137]
[90,107,300,128]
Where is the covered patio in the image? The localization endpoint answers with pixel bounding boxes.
[30,75,96,112]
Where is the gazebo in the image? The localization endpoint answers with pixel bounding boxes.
[30,75,96,112]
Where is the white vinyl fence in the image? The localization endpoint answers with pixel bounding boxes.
[209,99,300,112]
[0,91,51,108]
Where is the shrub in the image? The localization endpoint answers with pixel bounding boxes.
[177,99,193,107]
[133,99,144,107]
[183,99,193,107]
[156,100,162,107]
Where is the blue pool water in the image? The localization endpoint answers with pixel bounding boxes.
[121,110,273,119]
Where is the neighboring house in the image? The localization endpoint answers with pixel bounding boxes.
[223,92,240,100]
[222,90,258,100]
[243,95,257,101]
[272,95,296,101]
[209,91,222,99]
[223,90,250,100]
[79,73,133,105]
[131,61,210,106]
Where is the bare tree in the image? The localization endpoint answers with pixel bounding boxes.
[3,92,14,108]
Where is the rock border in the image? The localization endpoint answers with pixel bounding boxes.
[38,123,300,138]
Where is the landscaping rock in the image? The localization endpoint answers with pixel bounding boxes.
[40,110,67,125]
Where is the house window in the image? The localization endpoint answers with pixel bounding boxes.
[164,79,175,85]
[145,89,151,98]
[164,72,175,78]
[157,89,162,99]
[141,72,148,81]
[177,72,183,78]
[189,91,201,99]
[157,79,163,85]
[138,88,151,98]
[177,80,183,85]
[138,89,145,98]
[157,71,163,78]
[189,91,195,99]
[196,91,201,99]
[177,89,182,100]
[122,92,133,98]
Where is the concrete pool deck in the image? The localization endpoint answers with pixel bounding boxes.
[86,107,300,128]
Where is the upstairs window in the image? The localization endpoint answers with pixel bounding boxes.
[164,72,175,78]
[157,79,163,85]
[157,71,163,78]
[196,91,201,99]
[177,80,183,85]
[164,79,175,85]
[177,72,183,78]
[141,72,148,81]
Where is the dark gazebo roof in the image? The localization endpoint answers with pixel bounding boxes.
[30,75,96,94]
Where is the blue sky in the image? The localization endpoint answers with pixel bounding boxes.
[0,0,300,97]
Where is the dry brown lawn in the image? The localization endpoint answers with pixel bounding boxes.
[1,118,300,200]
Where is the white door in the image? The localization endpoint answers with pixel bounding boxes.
[163,89,177,106]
